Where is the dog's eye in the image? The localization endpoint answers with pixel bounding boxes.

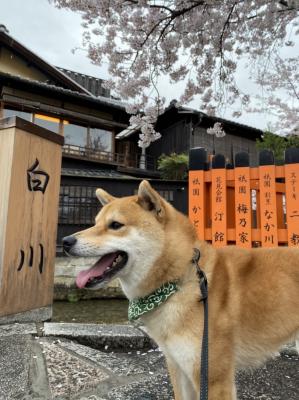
[109,221,124,230]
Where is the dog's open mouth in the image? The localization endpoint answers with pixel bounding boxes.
[76,251,128,289]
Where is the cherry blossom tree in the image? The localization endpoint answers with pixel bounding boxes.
[50,0,299,147]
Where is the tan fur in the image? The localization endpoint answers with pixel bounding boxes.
[70,180,299,400]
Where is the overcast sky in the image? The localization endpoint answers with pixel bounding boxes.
[1,0,297,132]
[1,0,110,77]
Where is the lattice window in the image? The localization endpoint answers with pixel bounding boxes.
[59,185,100,225]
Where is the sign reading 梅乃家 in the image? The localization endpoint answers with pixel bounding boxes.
[235,167,251,247]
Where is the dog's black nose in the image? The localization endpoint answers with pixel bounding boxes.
[62,235,77,252]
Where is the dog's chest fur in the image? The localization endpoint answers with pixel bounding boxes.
[140,280,204,364]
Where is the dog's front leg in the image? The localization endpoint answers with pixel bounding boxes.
[208,381,237,400]
[166,355,197,400]
[207,340,236,400]
[166,359,183,400]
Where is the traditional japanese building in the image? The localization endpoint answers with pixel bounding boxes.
[0,25,128,167]
[0,25,263,251]
[117,100,263,167]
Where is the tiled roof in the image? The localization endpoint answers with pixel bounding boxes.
[116,102,263,140]
[57,67,110,98]
[0,71,127,111]
[116,124,140,139]
[167,101,263,135]
[0,27,91,95]
[61,168,138,180]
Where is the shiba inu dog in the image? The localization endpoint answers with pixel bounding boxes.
[62,180,299,400]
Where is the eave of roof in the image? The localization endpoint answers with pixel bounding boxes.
[0,28,92,96]
[166,103,263,136]
[115,124,140,139]
[61,167,138,180]
[0,71,128,112]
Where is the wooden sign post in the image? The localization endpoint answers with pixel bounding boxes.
[258,150,278,247]
[234,152,252,247]
[0,117,63,319]
[211,154,227,247]
[285,148,299,247]
[188,148,207,240]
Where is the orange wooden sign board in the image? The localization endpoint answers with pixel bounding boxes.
[285,163,299,247]
[188,148,299,248]
[189,170,205,240]
[211,168,227,247]
[235,167,251,247]
[258,165,278,247]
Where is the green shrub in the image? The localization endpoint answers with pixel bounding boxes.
[157,153,189,180]
[256,131,286,161]
[256,131,299,163]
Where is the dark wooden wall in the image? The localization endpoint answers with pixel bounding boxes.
[147,118,258,166]
[147,120,191,158]
[191,126,258,165]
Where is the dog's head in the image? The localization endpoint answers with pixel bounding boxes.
[62,180,167,294]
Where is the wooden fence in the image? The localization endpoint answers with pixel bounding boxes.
[188,147,299,248]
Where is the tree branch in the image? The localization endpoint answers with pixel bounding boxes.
[218,3,237,81]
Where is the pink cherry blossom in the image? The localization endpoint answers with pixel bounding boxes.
[50,0,299,146]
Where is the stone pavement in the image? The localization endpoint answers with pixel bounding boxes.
[0,322,298,400]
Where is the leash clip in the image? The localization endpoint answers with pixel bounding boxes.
[193,248,208,301]
[192,248,201,264]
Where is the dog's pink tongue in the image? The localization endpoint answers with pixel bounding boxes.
[76,253,117,289]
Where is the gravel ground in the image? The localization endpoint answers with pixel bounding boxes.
[0,323,298,400]
[236,353,299,400]
[39,337,299,400]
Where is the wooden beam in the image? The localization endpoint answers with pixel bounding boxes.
[2,95,128,129]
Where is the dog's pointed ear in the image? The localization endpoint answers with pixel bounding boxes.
[137,180,164,218]
[96,188,116,206]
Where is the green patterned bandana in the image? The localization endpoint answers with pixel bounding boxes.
[128,281,179,321]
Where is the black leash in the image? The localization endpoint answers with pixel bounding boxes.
[192,248,209,400]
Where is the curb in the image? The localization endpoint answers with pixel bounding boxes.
[43,322,155,351]
[0,322,297,355]
[0,322,154,351]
